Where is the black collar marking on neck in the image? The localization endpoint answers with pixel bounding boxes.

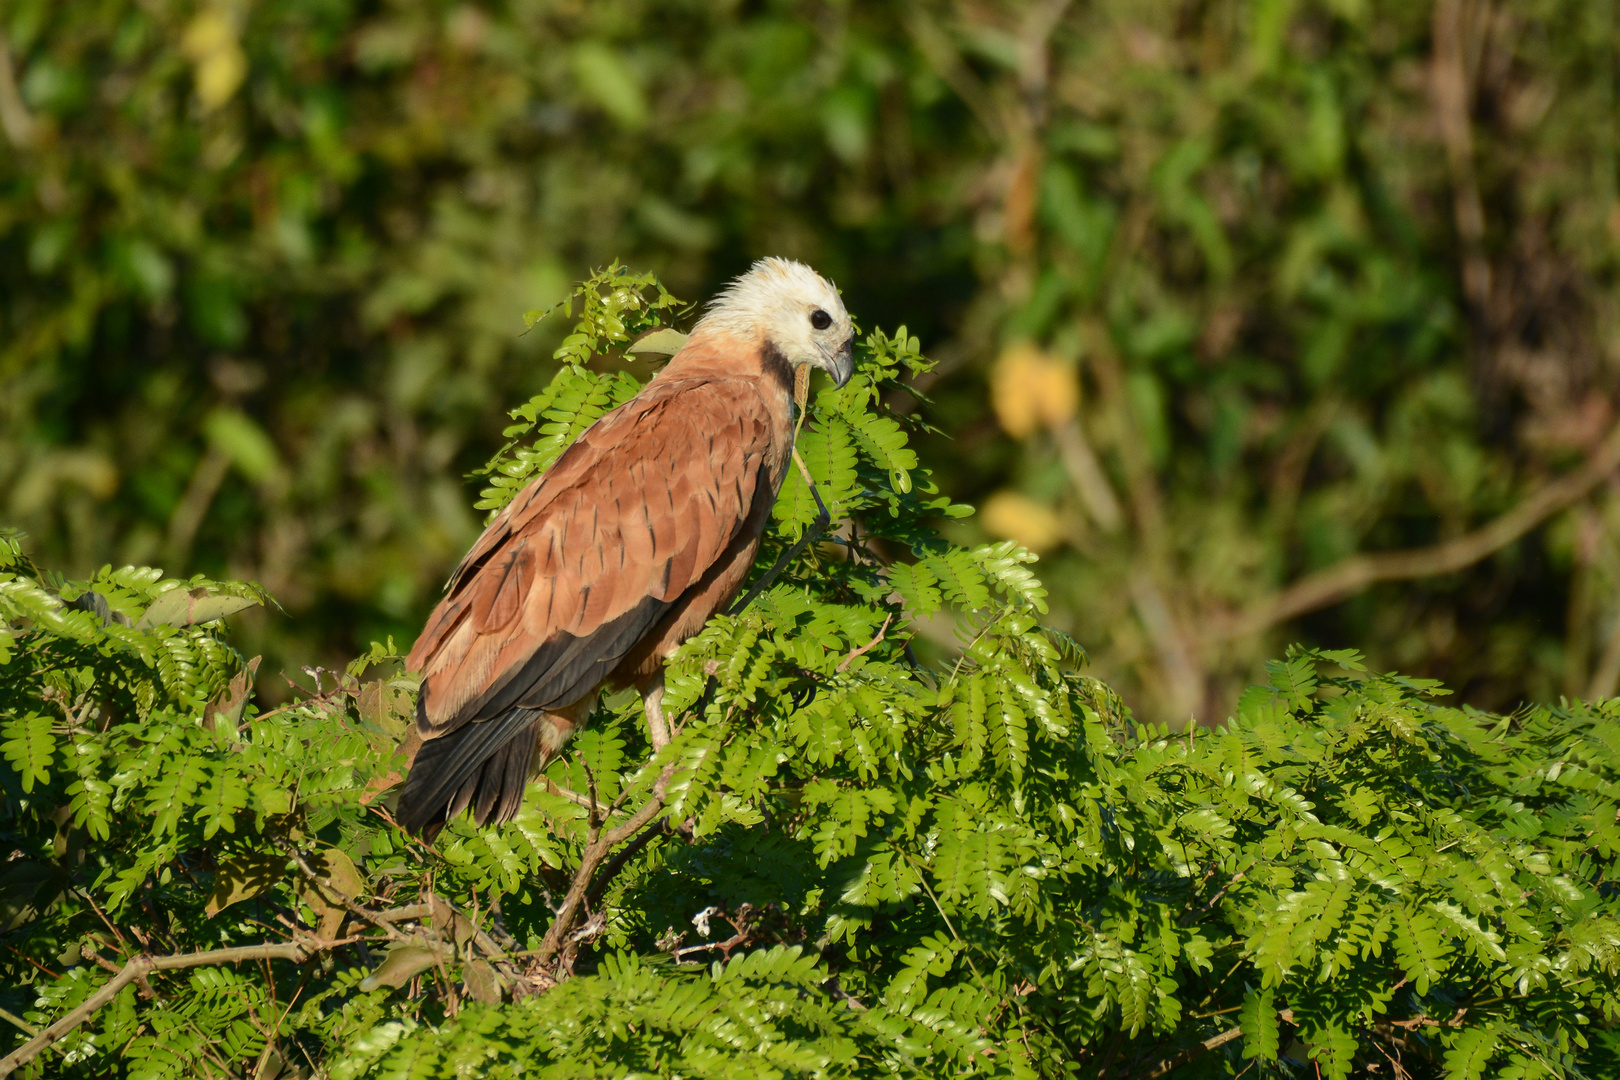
[760,340,796,398]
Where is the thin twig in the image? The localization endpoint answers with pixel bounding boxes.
[836,613,894,673]
[1180,870,1246,927]
[77,946,123,977]
[0,1007,36,1037]
[420,894,525,993]
[74,887,128,949]
[424,894,516,960]
[275,840,408,942]
[249,978,306,1080]
[1228,417,1620,637]
[1588,616,1620,701]
[822,976,868,1011]
[671,928,752,960]
[902,852,992,995]
[538,781,619,818]
[586,821,668,909]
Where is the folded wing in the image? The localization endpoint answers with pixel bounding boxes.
[396,375,773,831]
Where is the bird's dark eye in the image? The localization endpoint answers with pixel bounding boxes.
[810,309,832,330]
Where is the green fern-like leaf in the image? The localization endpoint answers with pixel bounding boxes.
[1,711,54,792]
[1267,654,1319,713]
[196,765,249,839]
[972,541,1048,613]
[1443,1024,1502,1080]
[1392,904,1452,994]
[1238,988,1279,1060]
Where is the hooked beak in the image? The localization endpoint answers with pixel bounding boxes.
[826,335,855,388]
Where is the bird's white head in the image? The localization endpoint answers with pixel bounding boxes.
[695,257,855,388]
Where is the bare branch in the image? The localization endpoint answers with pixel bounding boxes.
[167,445,231,567]
[424,894,514,962]
[1085,321,1168,561]
[374,903,432,924]
[1590,619,1620,701]
[586,820,667,910]
[642,672,671,750]
[533,760,678,970]
[1053,419,1124,533]
[1432,0,1493,331]
[0,1007,36,1038]
[836,614,894,673]
[1129,1025,1244,1080]
[0,939,355,1078]
[1228,419,1620,638]
[671,929,751,961]
[1130,572,1204,722]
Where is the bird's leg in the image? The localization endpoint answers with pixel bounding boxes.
[642,672,671,750]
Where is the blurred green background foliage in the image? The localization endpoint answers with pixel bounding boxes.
[2,0,1618,722]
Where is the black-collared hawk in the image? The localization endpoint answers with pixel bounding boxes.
[395,258,854,837]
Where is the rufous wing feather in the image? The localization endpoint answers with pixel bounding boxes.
[395,375,778,834]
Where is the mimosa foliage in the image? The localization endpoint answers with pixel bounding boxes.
[4,271,1620,1079]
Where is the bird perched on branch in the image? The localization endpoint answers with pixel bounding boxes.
[395,258,854,838]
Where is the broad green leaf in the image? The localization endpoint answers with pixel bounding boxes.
[206,850,287,917]
[360,944,447,991]
[137,586,261,628]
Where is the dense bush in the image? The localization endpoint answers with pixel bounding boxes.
[4,1,1619,725]
[4,278,1620,1079]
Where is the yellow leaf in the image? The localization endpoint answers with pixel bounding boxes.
[357,678,414,740]
[181,10,247,112]
[981,491,1062,552]
[991,343,1079,438]
[627,327,689,356]
[136,586,261,629]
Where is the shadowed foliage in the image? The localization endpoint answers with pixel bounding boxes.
[4,280,1620,1078]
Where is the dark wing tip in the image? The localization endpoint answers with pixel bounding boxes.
[394,709,542,836]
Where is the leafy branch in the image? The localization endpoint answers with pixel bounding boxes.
[1129,1025,1244,1080]
[7,268,1620,1078]
[0,939,352,1078]
[532,756,679,970]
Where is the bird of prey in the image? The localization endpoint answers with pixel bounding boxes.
[394,258,854,837]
